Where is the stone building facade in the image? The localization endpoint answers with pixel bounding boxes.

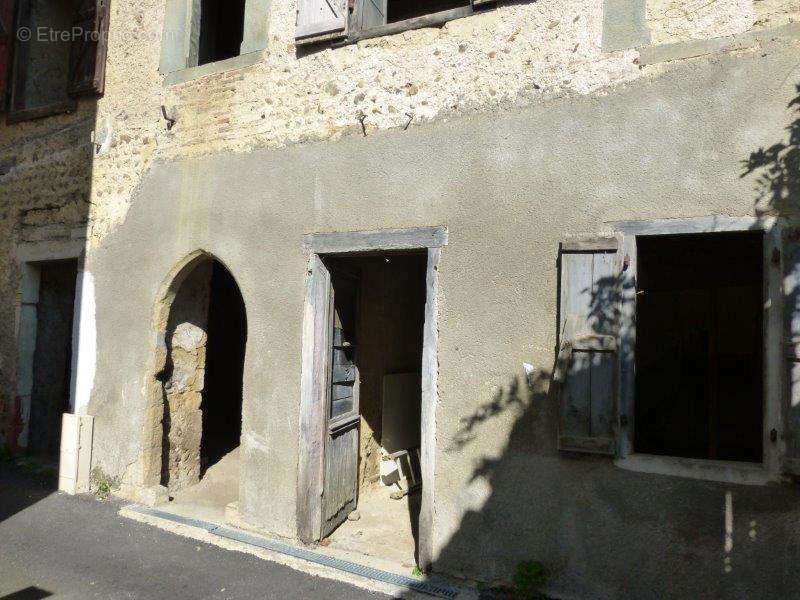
[2,0,800,596]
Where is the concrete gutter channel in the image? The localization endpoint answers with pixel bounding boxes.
[120,504,463,599]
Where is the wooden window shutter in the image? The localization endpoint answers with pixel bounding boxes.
[0,0,14,107]
[67,0,110,97]
[555,237,621,456]
[295,0,348,45]
[359,0,386,30]
[784,235,800,474]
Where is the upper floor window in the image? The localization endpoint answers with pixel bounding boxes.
[195,0,245,67]
[296,0,493,46]
[1,0,109,123]
[159,0,269,85]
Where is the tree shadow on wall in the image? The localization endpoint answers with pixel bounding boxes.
[401,270,629,599]
[741,84,800,217]
[742,81,800,466]
[402,99,800,595]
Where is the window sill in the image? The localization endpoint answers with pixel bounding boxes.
[615,453,770,486]
[6,99,78,124]
[163,50,264,87]
[345,6,474,45]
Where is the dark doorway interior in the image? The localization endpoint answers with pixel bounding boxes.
[324,251,427,563]
[28,260,78,460]
[386,0,469,23]
[635,232,763,462]
[200,261,247,475]
[198,0,246,66]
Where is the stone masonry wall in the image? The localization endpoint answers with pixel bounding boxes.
[84,0,799,248]
[161,260,212,491]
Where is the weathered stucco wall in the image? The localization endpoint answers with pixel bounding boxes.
[83,32,800,596]
[2,0,796,447]
[1,0,799,594]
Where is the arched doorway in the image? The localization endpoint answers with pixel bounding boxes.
[153,255,247,506]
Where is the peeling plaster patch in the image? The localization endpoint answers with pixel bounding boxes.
[647,0,754,45]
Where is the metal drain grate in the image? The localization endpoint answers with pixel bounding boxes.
[125,505,459,599]
[215,526,459,599]
[129,506,219,532]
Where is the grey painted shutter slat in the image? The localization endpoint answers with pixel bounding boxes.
[562,350,592,437]
[557,239,619,456]
[360,0,386,29]
[589,351,615,439]
[296,0,348,44]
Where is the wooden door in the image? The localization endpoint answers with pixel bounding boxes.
[320,266,360,539]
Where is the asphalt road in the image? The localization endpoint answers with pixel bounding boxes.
[0,462,389,600]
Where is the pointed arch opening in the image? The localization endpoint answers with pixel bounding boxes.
[142,252,247,510]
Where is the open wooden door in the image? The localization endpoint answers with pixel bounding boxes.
[320,266,360,539]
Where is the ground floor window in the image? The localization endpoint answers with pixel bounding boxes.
[634,232,764,462]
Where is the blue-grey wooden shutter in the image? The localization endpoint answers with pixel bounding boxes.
[555,237,620,455]
[784,237,800,474]
[296,0,348,45]
[359,0,386,30]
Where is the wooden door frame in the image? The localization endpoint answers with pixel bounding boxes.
[296,227,447,570]
[612,216,783,485]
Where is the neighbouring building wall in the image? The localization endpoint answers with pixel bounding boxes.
[0,102,96,449]
[27,260,78,459]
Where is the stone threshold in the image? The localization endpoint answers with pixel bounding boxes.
[119,503,463,600]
